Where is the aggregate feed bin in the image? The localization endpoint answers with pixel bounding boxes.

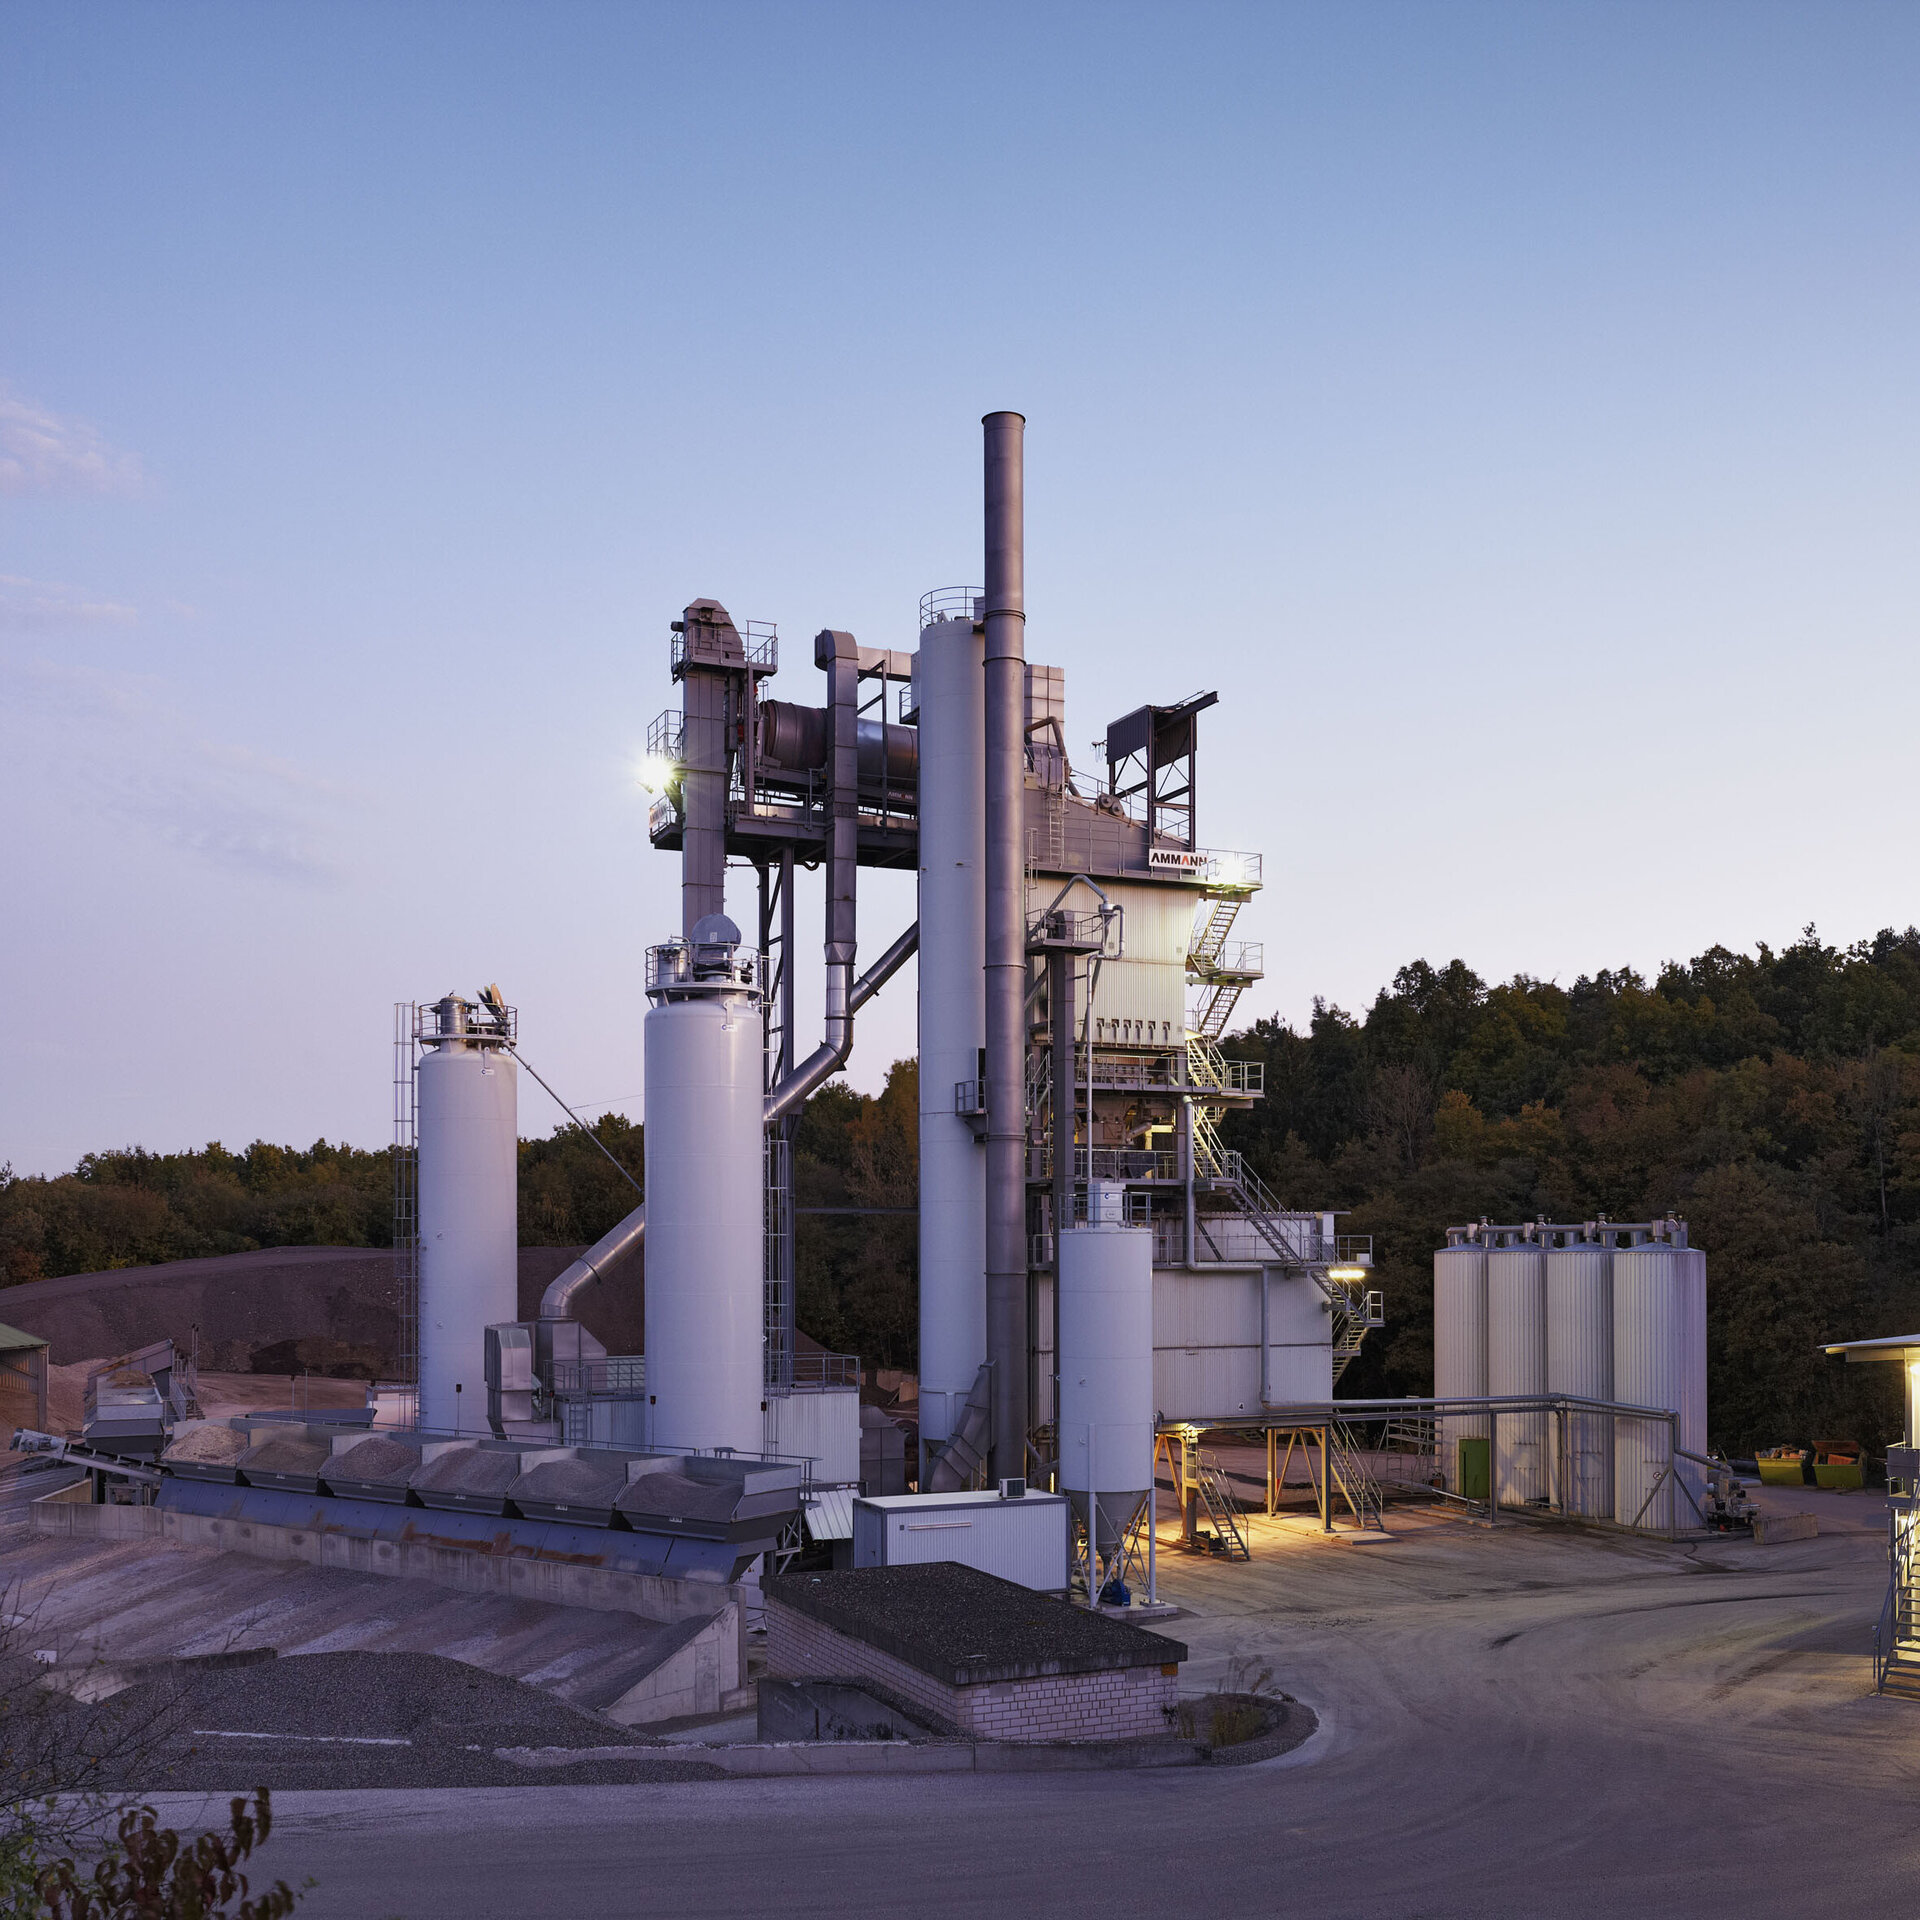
[852,1490,1070,1593]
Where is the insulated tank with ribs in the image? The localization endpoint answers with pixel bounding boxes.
[1433,1243,1488,1495]
[1546,1239,1614,1518]
[914,611,987,1459]
[416,1007,518,1435]
[1487,1243,1548,1507]
[1612,1241,1704,1529]
[643,978,765,1456]
[1057,1184,1154,1554]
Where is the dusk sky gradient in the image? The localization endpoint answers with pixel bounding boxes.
[3,3,1916,1174]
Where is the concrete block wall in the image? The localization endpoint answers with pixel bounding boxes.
[766,1600,1176,1743]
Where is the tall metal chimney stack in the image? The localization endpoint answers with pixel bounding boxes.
[981,410,1028,1481]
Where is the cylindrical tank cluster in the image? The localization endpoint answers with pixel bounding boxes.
[1056,1183,1153,1555]
[417,996,518,1435]
[1433,1224,1705,1528]
[643,916,767,1457]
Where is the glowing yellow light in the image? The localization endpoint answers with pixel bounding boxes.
[1326,1265,1370,1282]
[636,754,679,794]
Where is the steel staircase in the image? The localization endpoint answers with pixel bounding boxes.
[1325,1421,1387,1530]
[1186,896,1263,1041]
[1195,1449,1251,1559]
[1876,1505,1920,1695]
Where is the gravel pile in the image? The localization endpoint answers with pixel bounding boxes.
[323,1434,419,1486]
[510,1455,628,1506]
[617,1471,740,1523]
[412,1446,521,1496]
[162,1422,249,1466]
[235,1434,331,1478]
[96,1652,730,1791]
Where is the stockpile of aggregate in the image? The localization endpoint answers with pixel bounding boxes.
[616,1470,741,1524]
[322,1433,420,1489]
[509,1453,629,1511]
[161,1421,249,1467]
[235,1433,332,1482]
[411,1445,521,1499]
[95,1652,728,1791]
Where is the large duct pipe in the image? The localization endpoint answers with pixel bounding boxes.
[982,409,1028,1482]
[539,1205,647,1322]
[759,700,919,790]
[764,921,919,1123]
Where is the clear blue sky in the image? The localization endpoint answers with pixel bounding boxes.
[3,2,1915,1174]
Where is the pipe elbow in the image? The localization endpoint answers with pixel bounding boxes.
[539,1203,645,1320]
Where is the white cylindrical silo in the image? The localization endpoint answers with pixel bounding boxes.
[1613,1241,1693,1530]
[1677,1243,1708,1517]
[1546,1240,1613,1519]
[417,999,519,1435]
[1433,1242,1488,1497]
[1058,1184,1153,1555]
[1487,1243,1548,1508]
[914,609,987,1459]
[643,924,766,1457]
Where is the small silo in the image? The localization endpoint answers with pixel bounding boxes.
[1487,1238,1549,1507]
[417,996,518,1434]
[913,598,988,1465]
[1545,1233,1614,1519]
[643,915,767,1458]
[1057,1182,1154,1562]
[1612,1234,1699,1529]
[1433,1237,1489,1497]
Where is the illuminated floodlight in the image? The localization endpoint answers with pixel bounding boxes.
[1325,1265,1370,1282]
[636,754,679,793]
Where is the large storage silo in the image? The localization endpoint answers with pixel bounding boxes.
[417,997,518,1435]
[1433,1241,1489,1497]
[1487,1242,1548,1507]
[1057,1183,1154,1558]
[643,918,767,1457]
[1612,1240,1698,1530]
[1546,1238,1613,1518]
[914,605,988,1465]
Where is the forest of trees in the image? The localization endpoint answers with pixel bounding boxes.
[4,925,1917,1450]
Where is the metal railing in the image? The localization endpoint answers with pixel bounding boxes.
[954,1079,987,1117]
[671,618,777,675]
[919,586,983,628]
[787,1351,860,1390]
[647,708,684,761]
[646,939,766,995]
[550,1356,647,1398]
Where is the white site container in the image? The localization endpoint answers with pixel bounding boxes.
[643,959,765,1458]
[1433,1243,1488,1495]
[1487,1244,1548,1508]
[913,612,987,1457]
[417,1015,518,1436]
[1546,1240,1615,1519]
[852,1490,1071,1593]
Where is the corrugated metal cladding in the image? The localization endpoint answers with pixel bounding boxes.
[1023,662,1066,731]
[804,1488,856,1542]
[1487,1246,1548,1507]
[1078,885,1191,1035]
[1547,1245,1614,1518]
[852,1492,1071,1592]
[1433,1244,1489,1491]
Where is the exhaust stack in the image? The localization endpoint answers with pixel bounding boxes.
[982,410,1028,1481]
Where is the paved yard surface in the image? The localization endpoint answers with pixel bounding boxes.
[122,1480,1918,1919]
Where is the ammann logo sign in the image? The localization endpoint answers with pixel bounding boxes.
[1148,849,1211,873]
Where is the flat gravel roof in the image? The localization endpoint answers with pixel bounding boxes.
[765,1564,1187,1686]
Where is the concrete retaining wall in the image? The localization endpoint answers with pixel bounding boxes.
[31,1499,744,1691]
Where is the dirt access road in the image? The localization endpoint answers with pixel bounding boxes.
[137,1482,1917,1919]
